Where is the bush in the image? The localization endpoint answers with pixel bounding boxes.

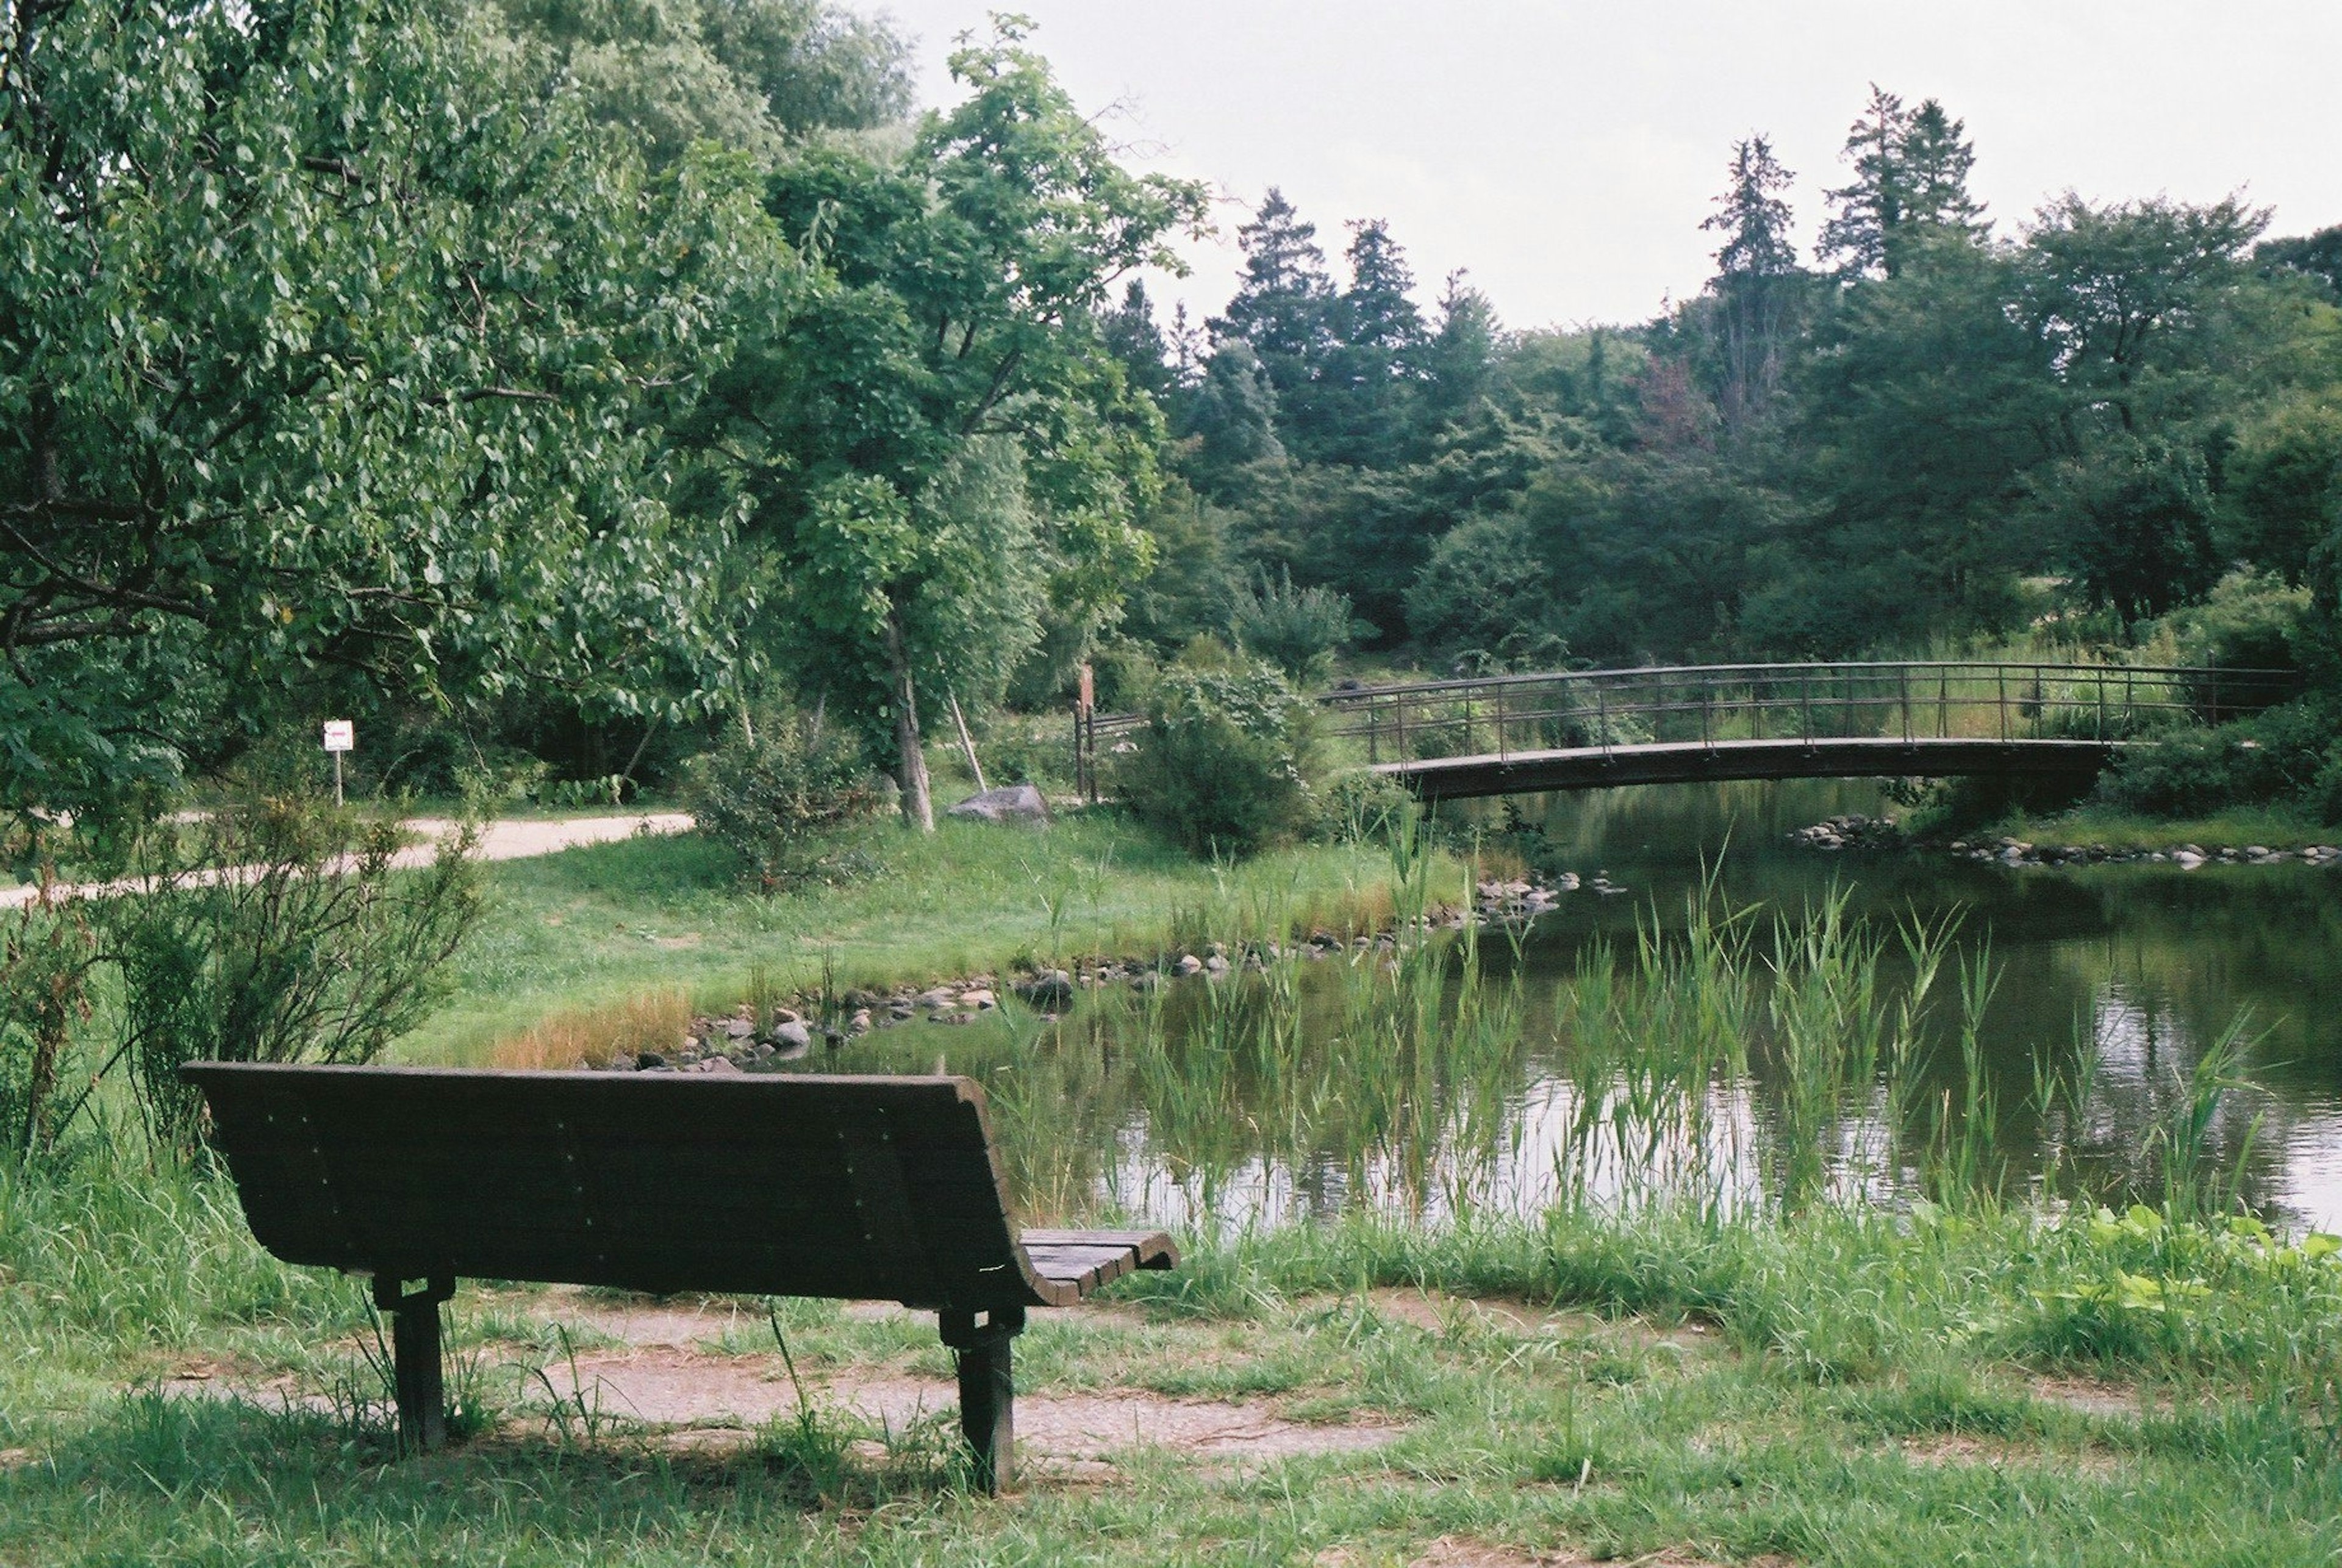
[1116,661,1319,857]
[684,708,883,889]
[104,796,483,1153]
[2094,703,2330,818]
[1311,769,1418,845]
[1225,567,1358,685]
[0,901,96,1161]
[2153,568,2312,676]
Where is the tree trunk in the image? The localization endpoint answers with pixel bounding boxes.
[885,612,934,832]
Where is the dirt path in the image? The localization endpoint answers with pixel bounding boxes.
[0,812,694,910]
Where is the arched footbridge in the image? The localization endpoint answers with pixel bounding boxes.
[1076,661,2299,803]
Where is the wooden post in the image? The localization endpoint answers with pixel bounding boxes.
[939,1306,1024,1493]
[374,1274,456,1456]
[949,692,988,795]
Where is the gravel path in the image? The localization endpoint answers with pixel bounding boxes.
[0,812,695,909]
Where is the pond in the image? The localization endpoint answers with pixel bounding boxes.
[787,781,2342,1233]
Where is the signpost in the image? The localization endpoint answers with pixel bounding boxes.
[323,720,354,807]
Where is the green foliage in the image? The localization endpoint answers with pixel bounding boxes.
[683,708,882,889]
[2153,570,2313,675]
[2095,704,2332,819]
[0,902,97,1161]
[1224,567,1358,684]
[715,20,1206,813]
[0,0,776,814]
[485,0,912,166]
[102,797,484,1153]
[1117,661,1320,856]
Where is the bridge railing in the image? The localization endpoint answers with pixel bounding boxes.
[1319,661,2301,768]
[1073,660,2301,792]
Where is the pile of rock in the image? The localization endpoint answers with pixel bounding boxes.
[1788,815,1907,851]
[1944,837,2342,869]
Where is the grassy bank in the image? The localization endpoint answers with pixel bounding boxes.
[406,809,1431,1064]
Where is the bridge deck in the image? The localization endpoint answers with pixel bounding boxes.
[1375,736,2121,801]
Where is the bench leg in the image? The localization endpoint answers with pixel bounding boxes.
[373,1275,456,1456]
[938,1306,1023,1493]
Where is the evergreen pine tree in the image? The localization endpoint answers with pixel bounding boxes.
[1701,134,1803,431]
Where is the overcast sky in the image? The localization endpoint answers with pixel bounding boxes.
[875,1,2342,334]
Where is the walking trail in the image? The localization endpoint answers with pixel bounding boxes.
[0,812,694,910]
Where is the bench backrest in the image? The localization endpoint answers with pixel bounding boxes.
[182,1062,1048,1311]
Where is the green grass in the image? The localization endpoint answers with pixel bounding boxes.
[406,808,1422,1064]
[9,814,2342,1562]
[6,1156,2342,1565]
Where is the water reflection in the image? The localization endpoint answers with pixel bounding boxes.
[793,781,2342,1231]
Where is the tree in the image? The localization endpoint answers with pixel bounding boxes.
[1101,279,1177,404]
[1700,135,1806,432]
[1317,218,1430,463]
[1420,271,1504,420]
[484,0,912,166]
[1181,343,1286,496]
[1211,188,1339,454]
[0,0,775,816]
[2018,193,2269,437]
[720,20,1208,828]
[1819,87,1987,279]
[2256,225,2342,301]
[2033,438,2220,623]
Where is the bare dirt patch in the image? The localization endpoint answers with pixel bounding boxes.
[2025,1375,2138,1419]
[1403,1539,1785,1568]
[1897,1432,2119,1475]
[528,1347,1405,1461]
[0,1448,37,1471]
[1358,1291,1721,1357]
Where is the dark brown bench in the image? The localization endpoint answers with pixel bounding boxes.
[181,1062,1175,1489]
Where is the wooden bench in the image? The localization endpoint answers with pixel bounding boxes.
[181,1062,1175,1489]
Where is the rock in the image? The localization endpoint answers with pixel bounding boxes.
[887,1004,914,1021]
[846,1008,872,1036]
[1131,971,1164,991]
[1173,953,1204,976]
[697,1057,742,1074]
[915,987,959,1011]
[1017,970,1073,1005]
[946,784,1050,826]
[961,988,997,1010]
[772,1019,813,1050]
[723,1018,755,1040]
[769,1008,800,1026]
[1204,954,1230,976]
[636,1051,666,1070]
[2173,850,2205,869]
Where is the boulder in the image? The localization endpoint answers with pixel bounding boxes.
[1017,970,1073,1005]
[771,1019,813,1050]
[947,784,1050,826]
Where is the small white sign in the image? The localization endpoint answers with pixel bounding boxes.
[322,720,355,754]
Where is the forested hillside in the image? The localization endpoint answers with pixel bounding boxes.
[5,2,2339,830]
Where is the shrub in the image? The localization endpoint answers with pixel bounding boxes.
[104,796,483,1153]
[1224,567,1358,685]
[0,900,96,1161]
[2094,703,2330,818]
[1311,769,1418,845]
[1116,661,1319,857]
[685,708,883,889]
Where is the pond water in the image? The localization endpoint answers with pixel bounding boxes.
[794,781,2342,1233]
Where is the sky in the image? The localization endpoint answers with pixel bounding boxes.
[875,1,2342,334]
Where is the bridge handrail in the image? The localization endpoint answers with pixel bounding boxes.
[1070,660,2303,798]
[1309,660,2300,702]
